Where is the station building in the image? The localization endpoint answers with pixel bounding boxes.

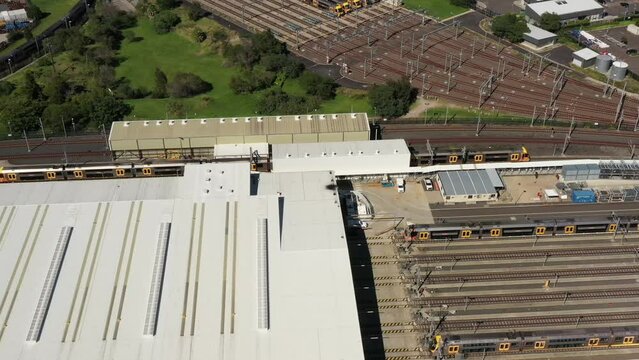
[437,169,503,203]
[525,0,603,25]
[108,113,370,160]
[0,163,364,360]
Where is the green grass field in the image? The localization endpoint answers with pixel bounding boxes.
[402,0,467,20]
[1,0,79,55]
[117,17,370,119]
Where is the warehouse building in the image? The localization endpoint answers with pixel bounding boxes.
[523,23,558,49]
[109,113,370,160]
[525,0,603,25]
[271,139,410,175]
[0,163,364,360]
[437,169,503,203]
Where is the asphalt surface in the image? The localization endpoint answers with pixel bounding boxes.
[431,202,639,222]
[0,135,110,165]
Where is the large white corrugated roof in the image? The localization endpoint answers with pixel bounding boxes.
[0,163,363,360]
[527,0,603,17]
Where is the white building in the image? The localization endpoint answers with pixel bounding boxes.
[0,163,364,360]
[271,139,411,175]
[0,9,28,22]
[525,0,603,25]
[572,48,599,68]
[437,169,503,203]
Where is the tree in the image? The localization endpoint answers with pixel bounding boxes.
[251,30,287,56]
[256,89,318,115]
[43,75,69,104]
[153,11,180,34]
[153,68,168,98]
[184,2,206,20]
[157,0,180,10]
[368,78,416,118]
[73,92,132,126]
[491,14,529,43]
[168,72,212,97]
[20,72,43,100]
[0,96,45,131]
[299,72,337,100]
[229,69,275,94]
[0,81,16,96]
[539,12,561,32]
[192,28,206,43]
[166,100,186,117]
[26,2,45,21]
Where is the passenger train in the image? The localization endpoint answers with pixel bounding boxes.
[410,145,530,166]
[407,217,639,241]
[431,327,639,357]
[0,162,187,182]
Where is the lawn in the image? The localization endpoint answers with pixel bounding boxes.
[1,0,79,55]
[402,0,467,20]
[117,17,370,119]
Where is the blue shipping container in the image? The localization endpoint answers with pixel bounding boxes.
[572,190,596,203]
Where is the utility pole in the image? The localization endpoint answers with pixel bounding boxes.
[61,117,68,164]
[23,129,30,152]
[530,105,537,127]
[39,117,46,141]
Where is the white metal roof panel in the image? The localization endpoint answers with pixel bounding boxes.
[525,23,558,40]
[573,48,599,61]
[439,170,497,197]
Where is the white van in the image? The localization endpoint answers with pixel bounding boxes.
[397,178,405,193]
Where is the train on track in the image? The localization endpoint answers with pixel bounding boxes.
[0,163,187,182]
[303,0,368,16]
[409,145,530,166]
[407,216,639,240]
[435,327,639,357]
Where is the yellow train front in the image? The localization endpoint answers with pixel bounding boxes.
[407,217,638,241]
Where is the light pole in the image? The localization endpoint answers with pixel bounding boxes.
[39,117,46,140]
[61,117,68,164]
[7,58,12,74]
[23,129,30,152]
[71,117,76,134]
[515,190,527,204]
[7,120,12,137]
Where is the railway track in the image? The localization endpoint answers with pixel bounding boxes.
[406,246,639,262]
[414,288,639,307]
[442,311,639,331]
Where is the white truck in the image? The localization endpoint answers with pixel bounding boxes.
[396,178,405,193]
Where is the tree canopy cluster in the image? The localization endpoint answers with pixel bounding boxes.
[368,78,416,118]
[491,13,529,43]
[0,4,137,133]
[223,30,338,115]
[539,12,562,32]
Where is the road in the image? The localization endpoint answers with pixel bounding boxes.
[431,202,639,222]
[0,135,111,165]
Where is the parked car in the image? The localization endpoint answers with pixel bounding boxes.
[423,178,434,191]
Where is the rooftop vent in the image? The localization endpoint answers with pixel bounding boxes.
[332,152,337,156]
[232,117,238,123]
[144,121,150,126]
[359,150,364,155]
[331,114,337,119]
[257,117,264,122]
[304,153,310,158]
[351,113,357,118]
[276,116,282,122]
[200,119,207,125]
[181,120,188,125]
[123,122,130,127]
[169,120,175,126]
[245,117,251,123]
[156,121,162,126]
[219,118,225,124]
[375,150,380,154]
[349,151,354,155]
[319,114,326,120]
[321,152,327,157]
[307,115,313,120]
[295,115,300,121]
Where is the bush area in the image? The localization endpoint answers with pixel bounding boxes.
[369,78,417,118]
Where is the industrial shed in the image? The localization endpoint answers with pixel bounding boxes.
[572,48,599,68]
[437,169,501,203]
[109,113,370,160]
[271,139,410,175]
[523,23,558,48]
[0,163,364,360]
[525,0,603,24]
